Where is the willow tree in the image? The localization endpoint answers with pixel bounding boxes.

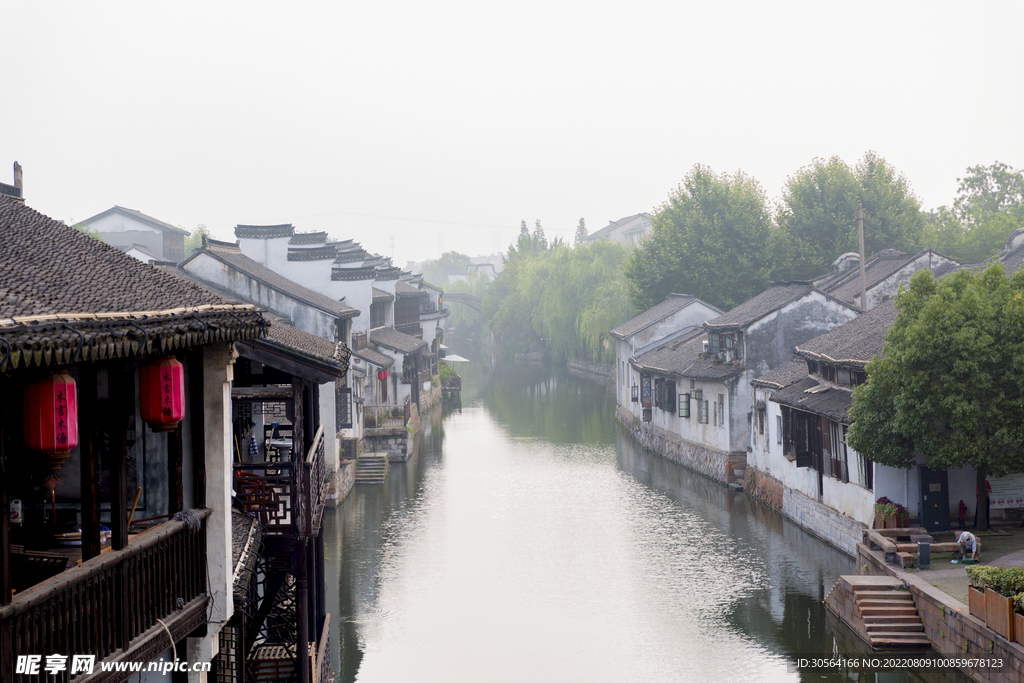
[847,263,1024,530]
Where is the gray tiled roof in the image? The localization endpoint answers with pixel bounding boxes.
[610,294,703,339]
[0,196,266,370]
[289,232,328,245]
[263,316,350,374]
[353,346,393,368]
[76,205,189,235]
[586,213,651,241]
[235,224,295,239]
[188,239,359,319]
[630,331,744,381]
[370,326,427,354]
[704,283,813,330]
[750,361,808,390]
[771,376,853,423]
[372,288,395,303]
[396,280,428,298]
[794,299,897,369]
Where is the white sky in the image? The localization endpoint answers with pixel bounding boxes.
[2,2,1022,268]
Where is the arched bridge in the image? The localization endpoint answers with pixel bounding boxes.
[444,292,482,313]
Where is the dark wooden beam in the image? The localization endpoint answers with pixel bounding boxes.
[188,348,206,509]
[79,367,101,562]
[231,386,293,401]
[0,403,10,607]
[109,364,132,551]
[291,380,304,462]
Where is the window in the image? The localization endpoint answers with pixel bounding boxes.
[678,393,690,418]
[776,415,783,444]
[664,380,676,413]
[757,408,765,435]
[654,378,663,408]
[718,394,725,426]
[698,400,709,423]
[631,385,638,403]
[710,333,720,354]
[829,421,849,482]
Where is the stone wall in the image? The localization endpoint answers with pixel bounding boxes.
[567,359,614,385]
[615,405,744,485]
[363,427,411,462]
[327,460,356,507]
[856,544,1024,683]
[744,466,864,557]
[420,383,442,413]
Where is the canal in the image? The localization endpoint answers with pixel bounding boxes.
[323,361,963,682]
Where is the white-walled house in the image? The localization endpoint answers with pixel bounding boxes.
[617,282,860,486]
[581,213,652,246]
[813,249,959,311]
[611,293,723,410]
[75,205,189,262]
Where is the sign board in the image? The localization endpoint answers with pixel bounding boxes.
[989,475,1024,509]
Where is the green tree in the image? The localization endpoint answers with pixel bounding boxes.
[184,224,209,258]
[422,251,472,286]
[776,152,926,280]
[846,264,1024,530]
[533,219,547,248]
[574,217,588,245]
[921,163,1024,263]
[624,164,775,311]
[73,223,106,243]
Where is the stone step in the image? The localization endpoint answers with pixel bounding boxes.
[869,633,931,647]
[866,622,924,633]
[861,606,919,617]
[852,586,912,594]
[864,614,924,624]
[857,594,914,603]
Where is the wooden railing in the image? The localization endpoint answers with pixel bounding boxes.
[0,510,209,677]
[236,459,306,537]
[312,614,332,683]
[305,425,327,537]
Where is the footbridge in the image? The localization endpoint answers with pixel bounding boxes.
[444,292,482,313]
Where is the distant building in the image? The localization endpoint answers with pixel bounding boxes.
[75,205,188,262]
[581,213,652,246]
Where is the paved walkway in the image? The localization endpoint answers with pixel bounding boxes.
[913,546,1024,604]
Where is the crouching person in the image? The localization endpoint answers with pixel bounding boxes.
[958,530,979,561]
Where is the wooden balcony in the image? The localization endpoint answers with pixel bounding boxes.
[235,425,328,540]
[0,510,210,683]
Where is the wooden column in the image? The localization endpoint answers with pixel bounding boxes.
[109,364,133,651]
[296,540,309,683]
[291,380,304,462]
[188,349,206,509]
[168,424,184,515]
[316,532,327,630]
[79,367,101,562]
[0,419,10,607]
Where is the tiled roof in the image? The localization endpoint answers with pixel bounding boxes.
[263,316,350,375]
[0,197,265,370]
[372,288,395,303]
[370,326,427,354]
[630,331,744,381]
[610,293,705,339]
[235,224,295,239]
[794,299,897,369]
[704,283,813,331]
[585,213,651,241]
[395,280,428,298]
[332,265,377,281]
[771,376,853,423]
[76,205,189,235]
[186,239,359,319]
[287,246,337,261]
[750,361,808,390]
[353,346,393,369]
[289,232,327,245]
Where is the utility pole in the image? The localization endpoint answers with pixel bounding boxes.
[858,203,867,309]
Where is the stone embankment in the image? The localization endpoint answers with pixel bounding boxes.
[566,359,614,385]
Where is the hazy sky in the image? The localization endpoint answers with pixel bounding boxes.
[3,2,1021,268]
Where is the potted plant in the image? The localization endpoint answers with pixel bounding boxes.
[874,497,909,528]
[966,565,1024,640]
[1014,593,1024,646]
[967,565,990,619]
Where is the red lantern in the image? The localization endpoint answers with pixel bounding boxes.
[140,357,185,432]
[24,372,79,471]
[377,370,389,380]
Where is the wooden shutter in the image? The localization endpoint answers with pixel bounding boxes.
[337,387,352,429]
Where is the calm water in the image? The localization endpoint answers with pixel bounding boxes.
[323,362,964,683]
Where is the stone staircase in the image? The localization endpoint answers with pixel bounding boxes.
[852,580,930,648]
[354,452,388,485]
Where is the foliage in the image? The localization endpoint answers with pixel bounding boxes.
[775,152,926,280]
[873,496,907,520]
[847,263,1024,529]
[74,223,106,243]
[184,224,209,258]
[574,217,588,245]
[484,238,634,363]
[921,163,1024,263]
[624,164,776,311]
[439,362,456,386]
[966,566,1024,600]
[533,219,547,249]
[421,251,472,287]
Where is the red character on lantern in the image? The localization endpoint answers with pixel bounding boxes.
[24,372,79,471]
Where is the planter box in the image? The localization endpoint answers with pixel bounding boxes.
[968,586,986,619]
[1015,612,1024,646]
[985,587,1014,640]
[875,509,884,529]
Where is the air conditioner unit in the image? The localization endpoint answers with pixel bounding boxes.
[702,340,709,354]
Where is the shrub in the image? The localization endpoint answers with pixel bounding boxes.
[966,566,1024,600]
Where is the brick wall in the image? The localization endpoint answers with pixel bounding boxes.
[363,428,411,462]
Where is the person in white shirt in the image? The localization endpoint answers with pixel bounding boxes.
[958,531,978,560]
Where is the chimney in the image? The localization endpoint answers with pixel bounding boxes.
[1,161,24,201]
[13,161,22,194]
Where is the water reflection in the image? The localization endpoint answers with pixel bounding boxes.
[324,363,971,683]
